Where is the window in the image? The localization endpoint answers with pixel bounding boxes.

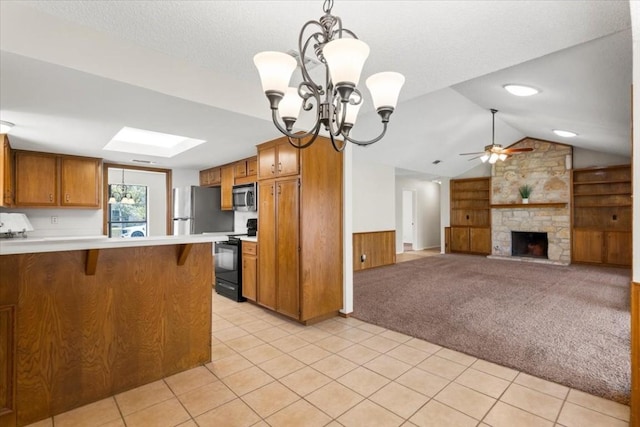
[107,184,148,238]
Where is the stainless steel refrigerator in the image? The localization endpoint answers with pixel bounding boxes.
[172,186,234,235]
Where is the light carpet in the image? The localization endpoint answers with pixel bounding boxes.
[353,254,631,404]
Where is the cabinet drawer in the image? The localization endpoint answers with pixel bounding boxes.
[242,241,257,256]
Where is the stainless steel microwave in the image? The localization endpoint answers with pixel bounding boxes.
[232,183,257,211]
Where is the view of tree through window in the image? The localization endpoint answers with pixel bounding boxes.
[108,184,148,237]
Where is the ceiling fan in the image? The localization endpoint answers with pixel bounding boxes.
[460,109,533,163]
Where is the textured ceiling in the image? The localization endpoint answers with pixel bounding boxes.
[0,0,633,177]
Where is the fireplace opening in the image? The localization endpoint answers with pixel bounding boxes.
[511,231,548,259]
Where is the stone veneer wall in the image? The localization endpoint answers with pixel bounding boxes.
[491,138,572,264]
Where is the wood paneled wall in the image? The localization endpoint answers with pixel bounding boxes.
[353,231,396,271]
[0,243,212,426]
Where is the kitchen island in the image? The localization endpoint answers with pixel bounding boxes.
[0,236,215,427]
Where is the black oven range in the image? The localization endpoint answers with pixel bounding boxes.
[214,235,247,302]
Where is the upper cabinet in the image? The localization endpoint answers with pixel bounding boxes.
[14,151,102,208]
[199,167,221,187]
[220,165,234,211]
[234,156,258,185]
[258,139,299,180]
[0,135,13,207]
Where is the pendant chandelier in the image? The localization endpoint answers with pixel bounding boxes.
[253,0,405,151]
[108,169,135,205]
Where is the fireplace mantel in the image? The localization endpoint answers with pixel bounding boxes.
[491,202,567,209]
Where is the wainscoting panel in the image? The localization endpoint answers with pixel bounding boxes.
[353,231,396,271]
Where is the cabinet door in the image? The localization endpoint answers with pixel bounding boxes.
[209,168,221,185]
[276,178,300,319]
[242,255,257,301]
[235,161,247,178]
[469,227,491,254]
[450,227,470,252]
[0,137,13,207]
[247,157,258,176]
[605,231,631,266]
[257,181,277,310]
[258,146,277,180]
[0,306,16,427]
[220,165,234,210]
[60,157,101,207]
[15,151,58,206]
[276,143,299,177]
[573,229,603,263]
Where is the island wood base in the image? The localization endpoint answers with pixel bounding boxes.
[0,243,212,427]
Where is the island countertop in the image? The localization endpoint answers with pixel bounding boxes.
[0,234,228,255]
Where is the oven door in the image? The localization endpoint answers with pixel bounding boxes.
[214,241,239,284]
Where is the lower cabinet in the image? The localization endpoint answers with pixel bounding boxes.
[0,305,16,427]
[241,241,257,301]
[573,229,631,266]
[450,226,491,254]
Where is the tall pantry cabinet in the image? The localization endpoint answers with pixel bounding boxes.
[257,135,343,323]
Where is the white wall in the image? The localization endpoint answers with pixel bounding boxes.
[352,154,395,232]
[172,168,199,188]
[573,146,631,169]
[395,176,441,252]
[439,178,451,253]
[402,190,413,243]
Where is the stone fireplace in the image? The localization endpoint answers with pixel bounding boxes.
[490,138,572,265]
[511,231,548,258]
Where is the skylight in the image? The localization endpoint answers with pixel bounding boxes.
[103,127,206,158]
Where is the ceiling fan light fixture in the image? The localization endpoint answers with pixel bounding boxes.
[480,154,490,163]
[488,153,499,164]
[498,153,508,161]
[553,129,577,138]
[503,84,539,97]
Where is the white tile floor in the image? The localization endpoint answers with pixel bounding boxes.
[28,291,630,427]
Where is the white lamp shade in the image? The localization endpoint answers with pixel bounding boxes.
[279,87,303,119]
[323,38,370,86]
[480,154,490,163]
[488,153,499,164]
[366,71,405,109]
[253,51,297,94]
[344,102,362,125]
[498,153,508,161]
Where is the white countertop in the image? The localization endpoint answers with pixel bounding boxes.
[240,236,258,243]
[0,234,224,255]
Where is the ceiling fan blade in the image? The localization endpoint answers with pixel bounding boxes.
[459,152,485,156]
[503,147,534,153]
[468,155,482,161]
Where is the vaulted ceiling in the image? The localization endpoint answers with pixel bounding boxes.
[0,1,633,179]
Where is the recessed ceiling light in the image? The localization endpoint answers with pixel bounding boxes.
[503,84,539,97]
[103,127,206,158]
[553,129,577,138]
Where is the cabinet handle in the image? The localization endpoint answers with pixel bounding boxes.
[278,162,282,172]
[49,193,53,202]
[270,185,274,196]
[271,164,275,174]
[277,184,281,195]
[65,194,70,202]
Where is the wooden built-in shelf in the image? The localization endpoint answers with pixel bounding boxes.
[491,203,568,209]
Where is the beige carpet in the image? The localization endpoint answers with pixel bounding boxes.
[353,254,631,404]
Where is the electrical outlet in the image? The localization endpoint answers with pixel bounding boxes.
[51,216,58,224]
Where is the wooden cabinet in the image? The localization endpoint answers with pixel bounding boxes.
[257,178,300,318]
[14,151,101,209]
[257,135,343,323]
[234,156,258,185]
[241,241,258,301]
[258,140,299,180]
[449,177,491,255]
[199,167,221,186]
[0,260,17,427]
[220,165,234,210]
[0,135,13,207]
[572,165,631,267]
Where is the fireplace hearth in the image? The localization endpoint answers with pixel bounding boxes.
[511,231,548,259]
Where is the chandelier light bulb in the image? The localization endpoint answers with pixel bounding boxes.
[322,38,370,88]
[253,51,297,95]
[366,72,405,111]
[279,87,303,121]
[343,102,362,126]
